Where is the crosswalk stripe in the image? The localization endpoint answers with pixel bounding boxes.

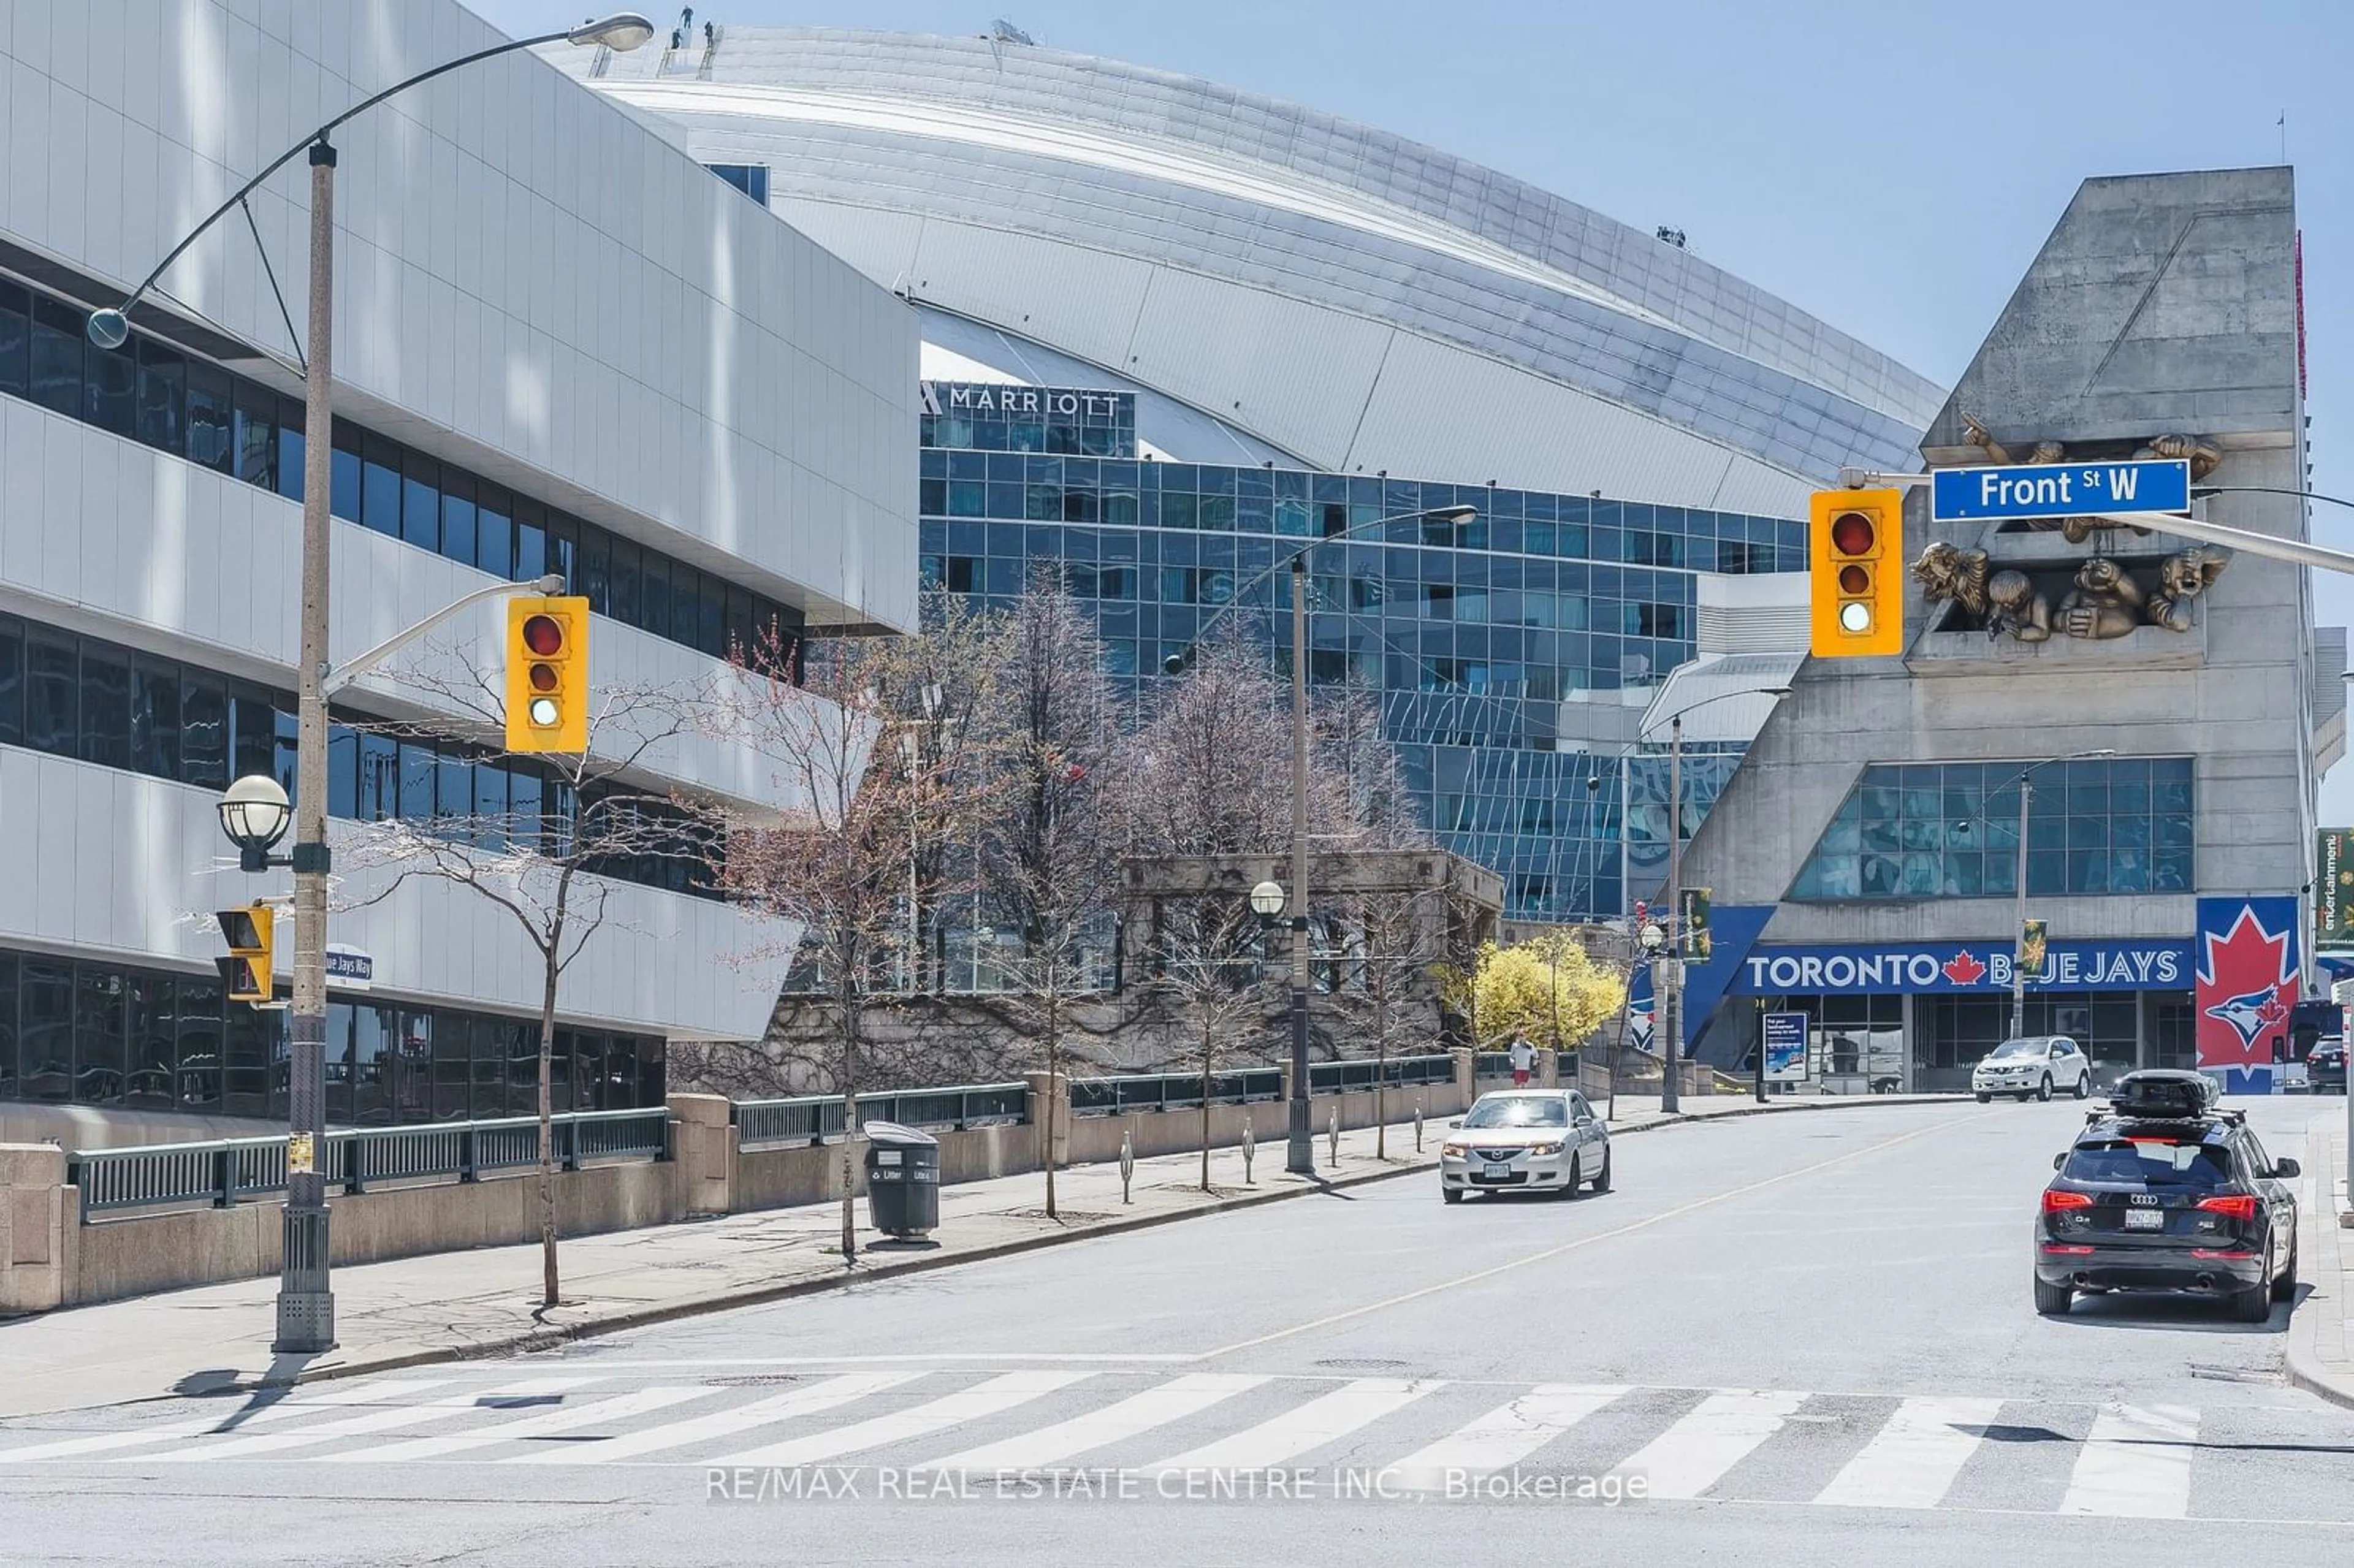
[1813,1396,2003,1509]
[134,1378,603,1464]
[1144,1378,1439,1472]
[919,1374,1272,1472]
[318,1387,711,1464]
[2059,1402,2198,1517]
[1610,1389,1807,1500]
[707,1372,1095,1469]
[503,1372,925,1466]
[1384,1384,1625,1485]
[0,1380,457,1464]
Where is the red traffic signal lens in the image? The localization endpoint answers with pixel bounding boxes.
[1838,563,1871,595]
[529,662,560,692]
[523,614,565,657]
[1829,511,1876,557]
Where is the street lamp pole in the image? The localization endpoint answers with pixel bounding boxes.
[1287,557,1313,1174]
[1663,712,1684,1113]
[2004,748,2114,1043]
[96,13,657,1356]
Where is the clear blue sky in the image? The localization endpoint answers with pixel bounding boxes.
[479,0,2352,805]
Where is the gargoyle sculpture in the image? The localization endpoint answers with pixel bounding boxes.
[1910,541,1991,617]
[2057,557,2146,640]
[2146,546,2230,632]
[1986,569,2051,643]
[2133,434,2225,481]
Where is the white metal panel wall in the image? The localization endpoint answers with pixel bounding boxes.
[0,745,793,1040]
[0,0,918,633]
[0,402,836,814]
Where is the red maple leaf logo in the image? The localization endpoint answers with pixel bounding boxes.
[2256,994,2291,1032]
[1943,950,1987,985]
[2198,905,2297,1068]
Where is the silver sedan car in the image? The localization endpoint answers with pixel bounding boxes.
[1440,1089,1611,1203]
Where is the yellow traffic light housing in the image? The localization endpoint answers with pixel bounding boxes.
[216,903,275,1005]
[505,595,589,753]
[1809,489,1904,657]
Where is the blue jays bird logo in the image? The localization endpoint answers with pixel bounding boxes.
[2195,901,2296,1090]
[2202,986,2290,1049]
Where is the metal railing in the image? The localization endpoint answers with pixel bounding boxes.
[732,1083,1029,1150]
[67,1107,670,1219]
[1474,1051,1515,1080]
[1306,1054,1457,1094]
[1068,1068,1286,1117]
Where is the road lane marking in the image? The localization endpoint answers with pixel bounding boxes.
[2059,1403,2198,1517]
[548,1354,1196,1368]
[1202,1111,1985,1358]
[705,1372,1094,1469]
[1384,1384,1625,1486]
[1143,1378,1438,1472]
[503,1372,924,1466]
[0,1379,458,1463]
[919,1374,1270,1472]
[1609,1389,1806,1499]
[134,1377,602,1463]
[1813,1396,2003,1509]
[318,1387,710,1464]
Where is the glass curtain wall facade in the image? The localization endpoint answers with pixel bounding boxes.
[917,381,1806,922]
[0,945,665,1122]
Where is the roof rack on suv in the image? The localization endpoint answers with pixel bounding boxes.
[2085,1105,2243,1127]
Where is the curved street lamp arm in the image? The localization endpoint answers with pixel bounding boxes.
[99,25,605,329]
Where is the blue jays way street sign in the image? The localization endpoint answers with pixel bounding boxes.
[1931,459,2190,523]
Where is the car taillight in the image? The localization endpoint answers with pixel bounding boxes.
[2042,1190,2093,1213]
[2195,1194,2258,1222]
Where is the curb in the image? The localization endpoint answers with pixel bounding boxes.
[172,1094,1976,1400]
[2284,1119,2354,1411]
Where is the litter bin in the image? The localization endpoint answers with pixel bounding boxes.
[863,1121,940,1238]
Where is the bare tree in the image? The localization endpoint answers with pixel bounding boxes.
[981,572,1124,1219]
[335,654,704,1307]
[1145,890,1276,1190]
[712,624,945,1265]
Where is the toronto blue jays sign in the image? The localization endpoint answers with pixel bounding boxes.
[2194,896,2301,1094]
[1732,938,2192,997]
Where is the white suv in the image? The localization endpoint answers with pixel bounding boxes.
[1972,1035,2092,1102]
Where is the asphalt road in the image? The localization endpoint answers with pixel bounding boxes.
[7,1097,2353,1566]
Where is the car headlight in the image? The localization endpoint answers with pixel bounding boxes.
[1442,1141,1469,1157]
[1525,1140,1564,1155]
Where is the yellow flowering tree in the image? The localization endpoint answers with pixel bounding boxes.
[1437,931,1625,1051]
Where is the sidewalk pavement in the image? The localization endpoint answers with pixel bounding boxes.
[2288,1109,2354,1409]
[0,1092,1960,1420]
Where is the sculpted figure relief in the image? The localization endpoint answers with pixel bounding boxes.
[2147,546,2230,633]
[1985,569,2051,643]
[2056,557,2146,640]
[1954,414,2233,544]
[2133,433,2226,481]
[1910,541,1990,617]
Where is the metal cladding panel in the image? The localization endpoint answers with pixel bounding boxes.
[765,200,931,294]
[549,29,1944,430]
[1121,267,1397,468]
[1641,654,1805,745]
[900,219,1163,386]
[1342,331,1813,516]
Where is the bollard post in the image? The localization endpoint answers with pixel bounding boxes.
[1119,1128,1135,1205]
[1414,1102,1425,1154]
[1241,1118,1255,1187]
[1328,1108,1340,1168]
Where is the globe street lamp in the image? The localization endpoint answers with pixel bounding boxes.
[1249,881,1288,923]
[1162,503,1478,1177]
[98,12,655,1356]
[217,775,293,873]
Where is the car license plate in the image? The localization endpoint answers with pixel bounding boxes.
[1482,1162,1512,1179]
[2124,1208,2163,1230]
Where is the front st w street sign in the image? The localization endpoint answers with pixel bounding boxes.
[1930,458,2191,523]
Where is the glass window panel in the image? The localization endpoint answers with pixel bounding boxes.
[362,439,402,536]
[577,529,611,617]
[78,641,131,770]
[440,474,476,569]
[230,689,276,781]
[74,965,128,1106]
[476,485,514,578]
[276,406,305,503]
[330,426,362,522]
[134,339,185,452]
[173,975,223,1111]
[28,295,83,417]
[0,281,27,399]
[181,673,229,788]
[428,1013,467,1121]
[402,460,440,550]
[351,1003,394,1125]
[398,742,438,820]
[639,553,671,639]
[185,363,234,472]
[20,961,72,1101]
[234,383,275,489]
[322,1000,355,1127]
[83,339,136,435]
[355,732,397,821]
[25,632,77,753]
[0,615,20,746]
[608,536,641,629]
[129,657,181,778]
